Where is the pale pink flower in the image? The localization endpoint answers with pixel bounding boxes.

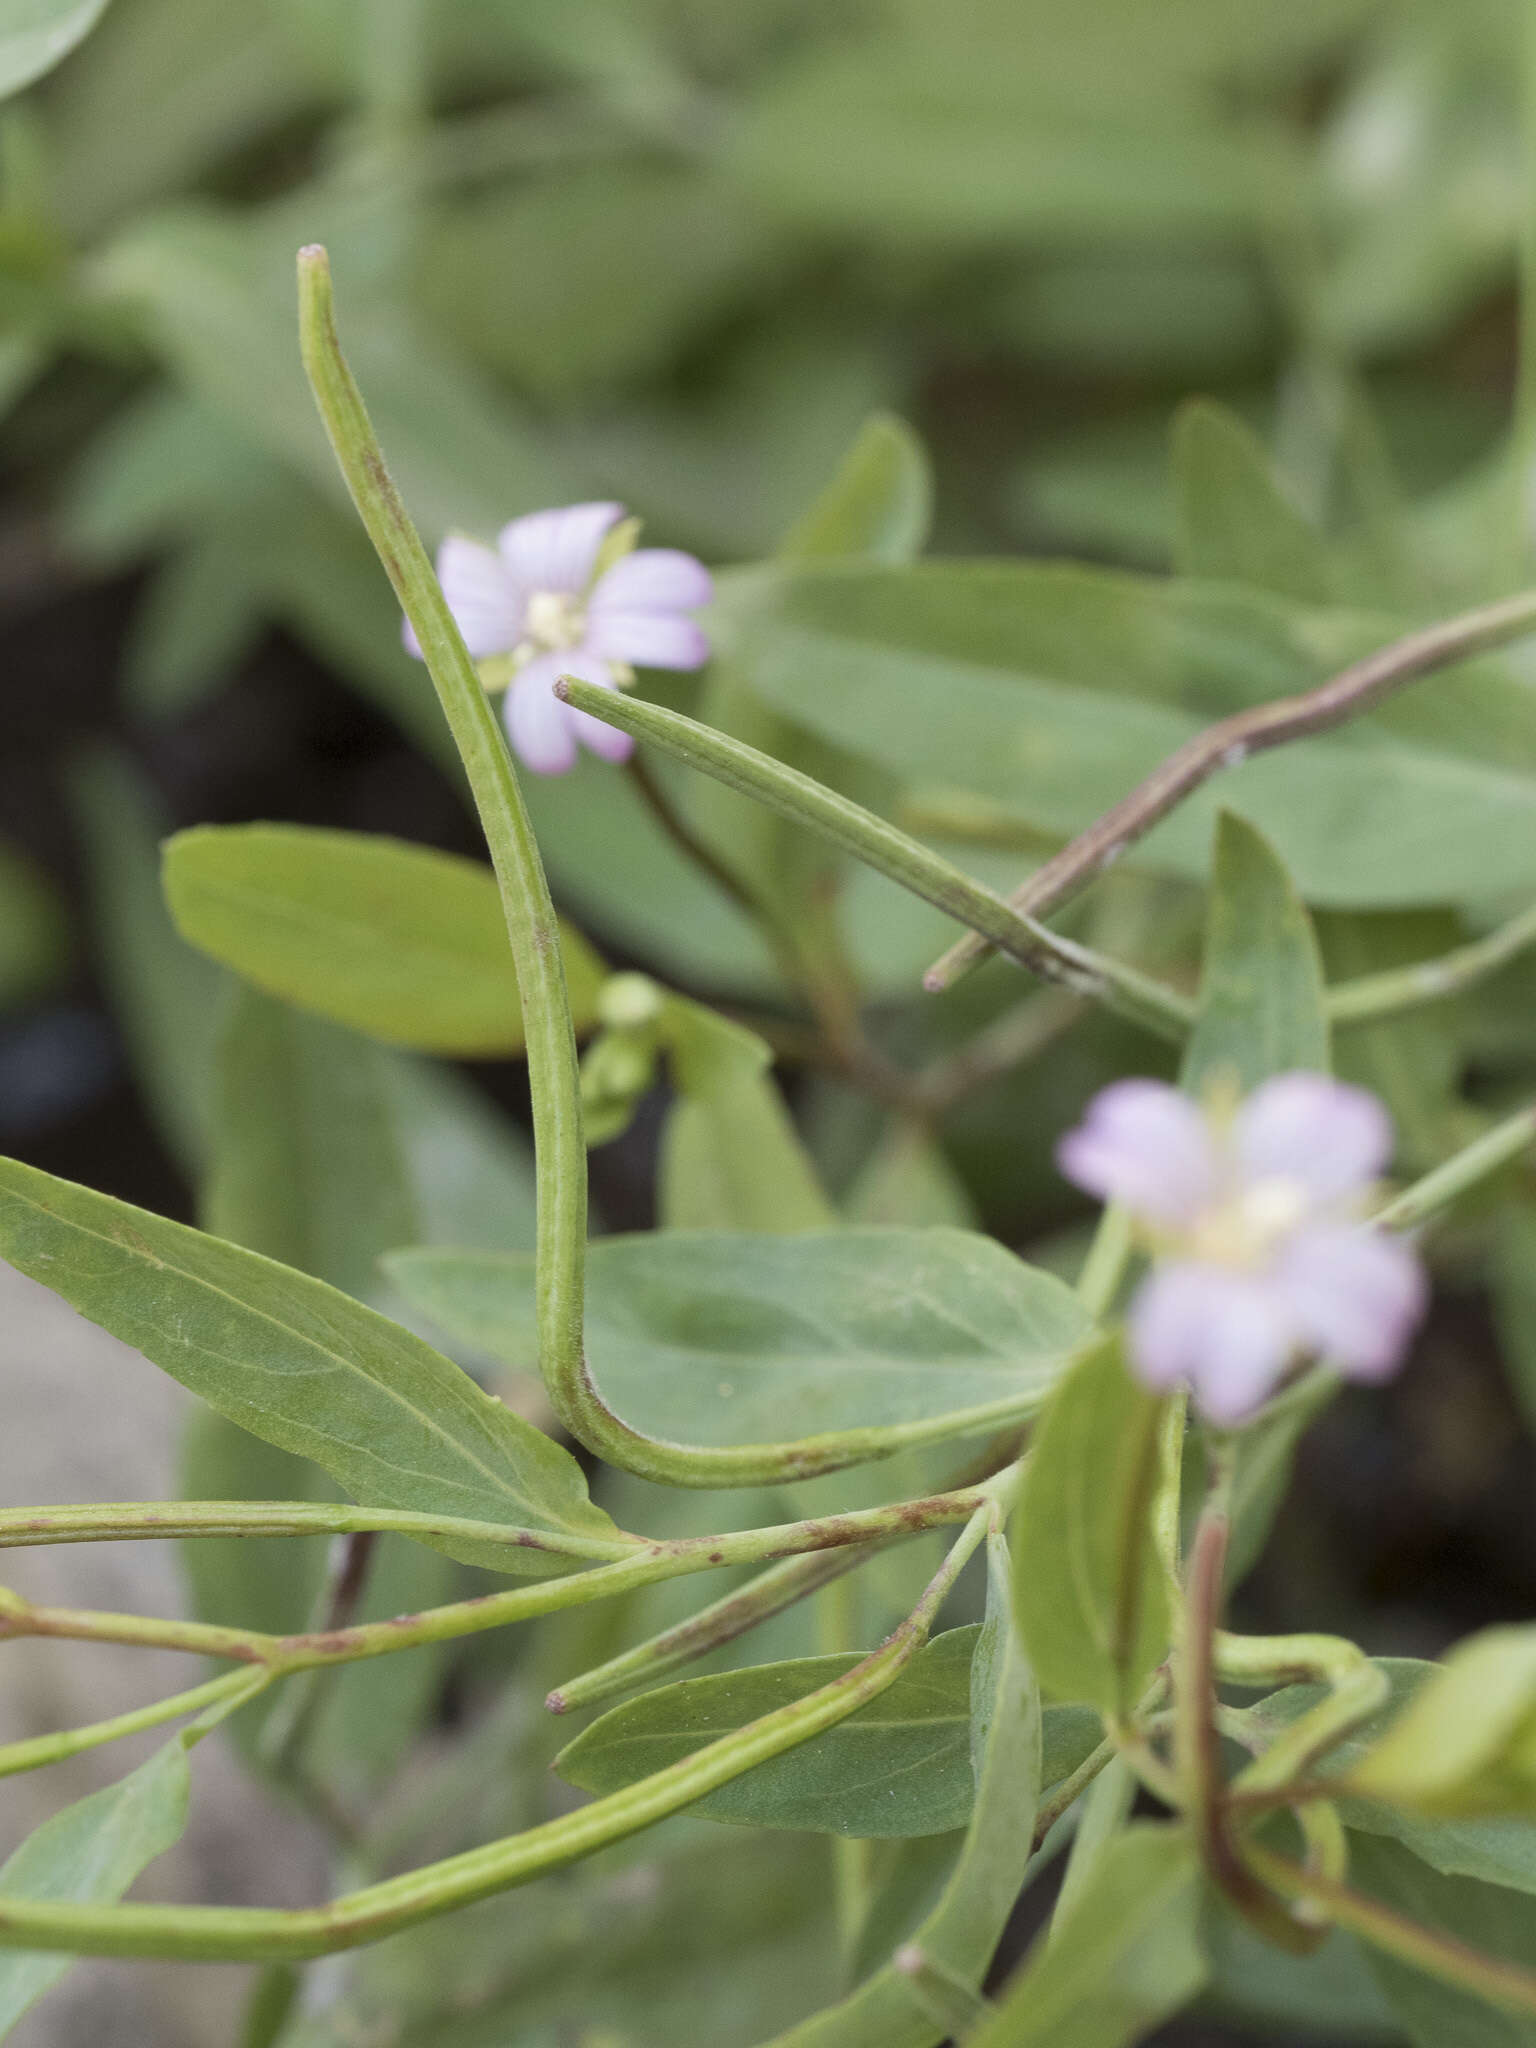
[405,501,712,775]
[1057,1073,1426,1426]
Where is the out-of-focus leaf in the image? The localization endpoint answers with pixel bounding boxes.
[91,200,564,543]
[0,837,66,1008]
[1321,908,1465,1171]
[1182,810,1330,1093]
[724,562,1536,907]
[1172,400,1333,604]
[163,824,604,1055]
[121,530,265,720]
[419,163,776,397]
[0,1155,617,1571]
[658,996,836,1231]
[558,1625,1101,1837]
[731,40,1292,246]
[388,1227,1091,1450]
[283,1827,839,2048]
[0,0,114,101]
[1345,1625,1536,1818]
[66,746,224,1174]
[1012,1334,1170,1716]
[0,1736,190,2037]
[1493,1203,1536,1434]
[762,1531,1041,2047]
[206,984,415,1303]
[687,412,931,1006]
[1347,1833,1536,2048]
[1247,1660,1536,1895]
[998,251,1272,379]
[969,1825,1206,2048]
[1202,1906,1398,2039]
[845,1125,978,1229]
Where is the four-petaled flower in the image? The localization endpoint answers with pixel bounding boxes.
[1057,1072,1426,1425]
[405,501,712,775]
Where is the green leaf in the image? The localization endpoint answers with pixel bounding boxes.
[685,413,930,960]
[968,1825,1206,2048]
[1183,809,1330,1094]
[1171,400,1333,604]
[759,1532,1042,2047]
[0,0,113,100]
[1346,1626,1536,1818]
[557,1629,1096,1839]
[779,413,933,564]
[1246,1660,1536,1896]
[1012,1333,1171,1716]
[731,39,1288,246]
[387,1228,1092,1451]
[845,1125,978,1230]
[723,562,1536,908]
[163,824,604,1056]
[0,1735,188,2038]
[67,747,225,1174]
[206,984,416,1306]
[418,162,774,399]
[658,996,837,1232]
[1347,1833,1536,2048]
[0,1154,616,1572]
[0,837,67,1009]
[1493,1204,1536,1435]
[558,1628,981,1836]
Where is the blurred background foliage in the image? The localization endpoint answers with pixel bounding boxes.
[4,1,1536,2042]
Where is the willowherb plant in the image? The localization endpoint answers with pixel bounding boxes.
[1,244,1536,2048]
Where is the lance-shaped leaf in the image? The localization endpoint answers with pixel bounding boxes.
[0,1156,618,1572]
[388,1229,1092,1451]
[0,0,113,99]
[968,1825,1207,2047]
[556,1625,1102,1838]
[1344,1626,1536,1819]
[1012,1333,1170,1717]
[757,1532,1042,2047]
[0,1735,188,2039]
[1182,809,1330,1094]
[658,996,837,1233]
[163,823,604,1056]
[1171,399,1332,604]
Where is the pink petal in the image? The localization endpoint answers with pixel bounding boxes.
[1056,1080,1219,1227]
[1276,1223,1426,1381]
[505,654,577,775]
[557,651,635,764]
[1235,1073,1393,1205]
[584,611,711,671]
[1129,1263,1293,1424]
[497,502,623,596]
[431,536,521,658]
[589,548,713,614]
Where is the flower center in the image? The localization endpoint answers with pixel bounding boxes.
[524,589,586,653]
[1187,1174,1311,1268]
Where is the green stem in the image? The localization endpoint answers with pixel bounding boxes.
[0,1670,263,1781]
[547,1544,880,1715]
[1373,1104,1536,1232]
[0,1486,989,1671]
[0,1499,636,1558]
[1328,904,1536,1026]
[1221,1629,1388,1806]
[1245,1847,1536,2018]
[0,1512,989,1962]
[892,1946,995,2038]
[296,246,597,1460]
[553,677,1193,1042]
[1074,1203,1135,1321]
